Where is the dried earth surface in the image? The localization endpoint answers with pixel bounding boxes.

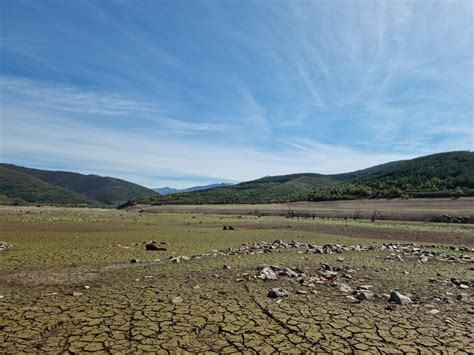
[129,197,474,223]
[0,206,473,353]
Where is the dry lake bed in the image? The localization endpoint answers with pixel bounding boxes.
[1,206,473,353]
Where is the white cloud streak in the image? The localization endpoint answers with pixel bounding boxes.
[1,77,417,188]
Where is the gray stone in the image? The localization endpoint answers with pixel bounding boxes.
[337,283,353,293]
[356,290,373,301]
[389,291,412,305]
[316,270,338,279]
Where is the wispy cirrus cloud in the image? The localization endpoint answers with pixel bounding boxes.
[1,76,413,188]
[1,0,472,187]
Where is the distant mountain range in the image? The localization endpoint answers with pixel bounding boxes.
[129,151,474,206]
[154,183,233,195]
[0,163,158,206]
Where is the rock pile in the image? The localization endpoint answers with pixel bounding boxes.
[450,278,473,289]
[252,262,418,305]
[256,264,299,280]
[155,240,472,269]
[378,243,473,263]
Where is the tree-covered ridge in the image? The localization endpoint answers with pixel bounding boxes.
[307,152,474,201]
[129,151,474,206]
[0,163,158,205]
[0,166,95,206]
[132,173,339,205]
[0,164,157,206]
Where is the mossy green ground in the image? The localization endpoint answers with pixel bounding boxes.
[1,207,473,353]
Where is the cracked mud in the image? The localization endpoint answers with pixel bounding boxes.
[1,207,473,353]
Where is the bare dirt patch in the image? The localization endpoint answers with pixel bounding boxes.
[132,197,474,223]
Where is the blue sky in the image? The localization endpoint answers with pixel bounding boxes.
[1,0,473,188]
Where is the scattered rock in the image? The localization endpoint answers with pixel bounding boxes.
[427,309,440,315]
[267,288,289,298]
[130,258,140,264]
[223,265,231,270]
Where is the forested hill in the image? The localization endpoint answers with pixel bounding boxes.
[128,151,474,206]
[130,173,339,205]
[0,164,158,206]
[0,166,95,206]
[308,151,474,201]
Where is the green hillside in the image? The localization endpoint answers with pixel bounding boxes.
[132,173,339,205]
[308,151,474,200]
[129,151,474,206]
[0,164,159,206]
[0,166,94,206]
